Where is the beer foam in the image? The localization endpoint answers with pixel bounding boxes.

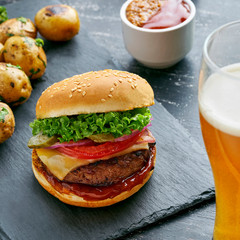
[199,63,240,137]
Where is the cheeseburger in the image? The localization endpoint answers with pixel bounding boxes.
[28,69,156,207]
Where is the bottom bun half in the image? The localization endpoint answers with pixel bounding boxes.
[32,147,156,208]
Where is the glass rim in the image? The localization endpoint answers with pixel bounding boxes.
[203,20,240,80]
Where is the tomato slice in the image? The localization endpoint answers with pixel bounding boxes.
[56,132,142,160]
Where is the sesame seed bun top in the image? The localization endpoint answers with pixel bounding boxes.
[36,69,154,119]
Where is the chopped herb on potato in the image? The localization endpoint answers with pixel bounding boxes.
[0,6,8,24]
[30,68,41,75]
[0,107,8,123]
[35,38,44,47]
[6,63,22,70]
[17,16,27,24]
[6,33,14,37]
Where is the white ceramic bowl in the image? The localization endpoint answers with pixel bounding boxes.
[120,0,196,69]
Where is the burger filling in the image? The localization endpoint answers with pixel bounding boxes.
[33,128,154,179]
[29,107,155,197]
[32,144,156,201]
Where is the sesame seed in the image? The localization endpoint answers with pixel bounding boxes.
[131,85,135,89]
[101,98,106,102]
[77,89,82,92]
[108,94,113,98]
[110,87,114,92]
[50,94,53,98]
[69,94,73,98]
[82,84,86,87]
[82,91,86,96]
[87,83,91,87]
[118,79,123,83]
[128,79,133,83]
[114,82,117,86]
[71,87,77,92]
[39,106,42,109]
[134,83,137,87]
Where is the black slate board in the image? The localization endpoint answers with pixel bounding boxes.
[0,0,214,239]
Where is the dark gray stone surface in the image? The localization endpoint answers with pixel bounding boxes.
[118,201,215,240]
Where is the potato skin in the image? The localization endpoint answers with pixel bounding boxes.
[35,4,80,41]
[2,36,47,79]
[0,63,32,106]
[0,18,37,44]
[0,102,15,144]
[0,43,4,62]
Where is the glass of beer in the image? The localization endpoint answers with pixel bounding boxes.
[198,20,240,239]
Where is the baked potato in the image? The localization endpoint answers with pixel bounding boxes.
[0,17,37,44]
[0,102,15,144]
[2,36,47,79]
[35,4,80,41]
[0,62,32,106]
[0,42,4,62]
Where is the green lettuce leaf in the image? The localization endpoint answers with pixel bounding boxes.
[30,107,152,142]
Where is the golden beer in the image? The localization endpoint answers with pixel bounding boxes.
[199,64,240,239]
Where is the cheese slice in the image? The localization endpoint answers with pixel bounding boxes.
[36,142,149,180]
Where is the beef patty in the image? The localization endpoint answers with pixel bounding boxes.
[64,148,151,186]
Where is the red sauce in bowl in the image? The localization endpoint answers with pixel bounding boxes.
[126,0,190,29]
[41,146,156,201]
[143,0,190,29]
